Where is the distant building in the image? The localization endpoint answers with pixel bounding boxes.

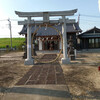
[78,27,100,49]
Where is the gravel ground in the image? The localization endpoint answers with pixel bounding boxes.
[0,51,32,87]
[0,51,100,100]
[61,52,100,100]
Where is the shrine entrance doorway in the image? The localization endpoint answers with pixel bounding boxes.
[43,40,59,50]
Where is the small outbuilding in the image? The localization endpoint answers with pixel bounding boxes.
[78,27,100,49]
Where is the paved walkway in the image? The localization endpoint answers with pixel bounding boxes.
[16,54,65,85]
[1,54,72,100]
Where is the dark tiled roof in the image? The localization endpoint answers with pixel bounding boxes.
[78,34,100,38]
[19,23,82,36]
[84,27,100,33]
[78,26,100,38]
[82,26,100,34]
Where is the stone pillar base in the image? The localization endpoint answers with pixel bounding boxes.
[61,58,70,64]
[24,58,34,65]
[70,55,75,60]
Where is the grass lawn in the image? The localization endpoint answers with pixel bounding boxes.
[0,38,25,49]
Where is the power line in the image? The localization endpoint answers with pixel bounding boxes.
[0,14,100,27]
[0,19,8,21]
[74,14,100,18]
[0,19,23,21]
[0,14,100,22]
[80,14,100,18]
[80,18,100,22]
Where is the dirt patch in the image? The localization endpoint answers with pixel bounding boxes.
[0,51,100,99]
[0,52,32,87]
[61,52,100,99]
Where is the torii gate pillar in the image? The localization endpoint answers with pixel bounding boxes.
[24,17,34,65]
[61,16,70,64]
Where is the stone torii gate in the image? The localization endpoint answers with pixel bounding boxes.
[15,9,77,65]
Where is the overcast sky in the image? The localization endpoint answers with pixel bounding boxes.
[0,0,100,38]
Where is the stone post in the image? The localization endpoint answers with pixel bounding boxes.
[61,16,70,64]
[24,17,34,65]
[39,38,42,50]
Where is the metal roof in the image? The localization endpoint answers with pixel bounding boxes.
[19,23,82,36]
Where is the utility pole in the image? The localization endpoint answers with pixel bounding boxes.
[78,14,80,25]
[8,18,12,50]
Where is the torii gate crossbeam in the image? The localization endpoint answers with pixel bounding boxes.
[15,9,77,17]
[15,9,77,65]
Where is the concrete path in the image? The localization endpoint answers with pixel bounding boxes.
[0,54,72,100]
[1,85,71,100]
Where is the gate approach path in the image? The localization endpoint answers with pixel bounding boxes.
[1,54,72,100]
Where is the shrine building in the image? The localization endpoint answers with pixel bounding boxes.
[19,22,81,51]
